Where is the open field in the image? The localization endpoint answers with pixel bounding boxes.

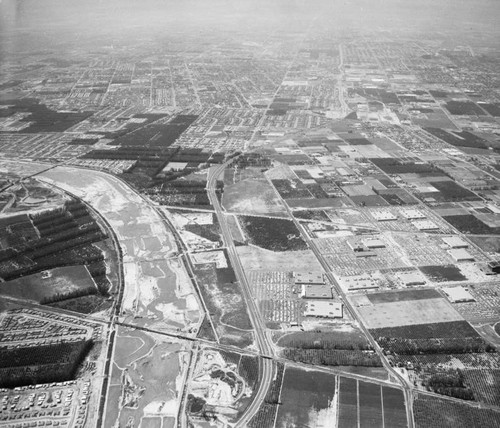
[275,367,337,428]
[0,265,97,303]
[222,179,287,216]
[354,296,463,329]
[237,245,323,272]
[192,253,253,347]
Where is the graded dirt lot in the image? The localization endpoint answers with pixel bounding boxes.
[353,297,463,329]
[237,245,323,271]
[222,179,287,216]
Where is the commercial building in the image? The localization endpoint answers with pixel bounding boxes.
[449,248,475,262]
[304,301,343,318]
[363,238,385,249]
[301,283,333,299]
[442,236,468,249]
[293,271,325,285]
[442,286,475,303]
[398,271,426,286]
[400,208,426,219]
[372,210,398,221]
[338,273,381,291]
[412,220,439,231]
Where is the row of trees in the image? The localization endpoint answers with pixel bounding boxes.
[283,348,383,367]
[377,337,495,355]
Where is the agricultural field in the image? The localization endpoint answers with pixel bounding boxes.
[192,252,254,348]
[222,178,287,216]
[0,193,117,314]
[414,394,500,428]
[0,340,93,388]
[337,377,407,428]
[275,367,337,428]
[419,265,468,282]
[186,348,259,425]
[0,307,107,427]
[0,265,98,304]
[276,327,382,368]
[468,236,500,254]
[365,288,441,304]
[443,214,500,235]
[238,215,308,252]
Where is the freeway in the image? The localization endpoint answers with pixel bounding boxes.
[207,162,276,427]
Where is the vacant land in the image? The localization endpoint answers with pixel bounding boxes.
[237,245,323,272]
[356,298,463,329]
[192,254,253,348]
[222,179,287,216]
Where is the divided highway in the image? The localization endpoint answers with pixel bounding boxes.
[207,163,276,428]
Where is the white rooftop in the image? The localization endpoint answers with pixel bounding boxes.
[304,301,343,318]
[372,211,398,221]
[442,286,475,303]
[442,236,468,248]
[449,248,474,261]
[412,220,439,230]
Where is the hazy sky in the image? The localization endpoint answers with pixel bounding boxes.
[1,0,499,50]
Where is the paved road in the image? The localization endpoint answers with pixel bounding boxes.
[207,162,275,427]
